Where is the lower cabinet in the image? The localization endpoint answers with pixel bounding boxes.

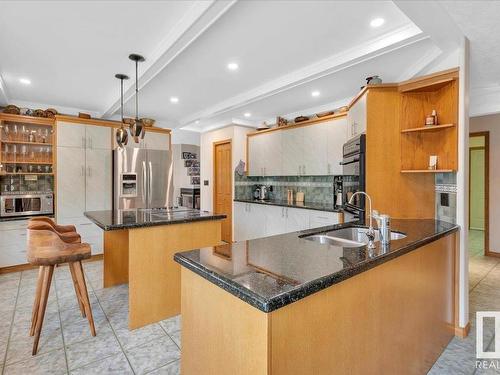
[0,219,30,268]
[234,202,342,242]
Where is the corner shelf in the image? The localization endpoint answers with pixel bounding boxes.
[401,124,455,134]
[401,169,455,174]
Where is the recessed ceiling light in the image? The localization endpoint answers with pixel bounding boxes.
[195,120,200,124]
[311,90,320,97]
[244,112,251,117]
[170,97,179,103]
[19,78,31,85]
[370,18,385,28]
[227,62,239,71]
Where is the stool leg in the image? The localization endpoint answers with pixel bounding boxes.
[33,265,54,355]
[69,262,86,318]
[30,267,44,336]
[72,261,96,336]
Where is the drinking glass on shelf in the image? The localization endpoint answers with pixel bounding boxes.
[3,125,10,141]
[20,145,27,162]
[42,128,48,143]
[11,144,17,161]
[30,150,35,162]
[45,147,51,163]
[21,125,27,142]
[12,124,18,141]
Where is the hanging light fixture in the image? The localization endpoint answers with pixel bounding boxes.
[114,73,129,148]
[129,53,146,143]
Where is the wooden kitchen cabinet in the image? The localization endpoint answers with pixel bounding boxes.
[56,120,112,255]
[247,114,347,177]
[346,92,367,140]
[281,127,303,176]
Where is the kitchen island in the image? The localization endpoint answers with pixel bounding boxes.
[175,219,459,375]
[85,208,225,329]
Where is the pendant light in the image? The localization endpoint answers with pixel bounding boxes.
[129,53,146,142]
[114,73,129,148]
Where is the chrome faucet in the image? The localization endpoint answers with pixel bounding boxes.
[348,191,376,249]
[348,192,391,249]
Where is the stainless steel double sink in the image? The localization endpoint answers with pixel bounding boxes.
[304,227,407,247]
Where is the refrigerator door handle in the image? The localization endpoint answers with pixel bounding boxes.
[142,161,147,205]
[148,161,153,207]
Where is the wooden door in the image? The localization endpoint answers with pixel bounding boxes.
[214,140,232,243]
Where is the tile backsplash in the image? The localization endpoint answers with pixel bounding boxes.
[435,172,457,224]
[235,173,335,203]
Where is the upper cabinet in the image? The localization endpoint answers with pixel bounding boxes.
[346,92,367,140]
[112,128,170,151]
[57,121,111,150]
[247,115,347,177]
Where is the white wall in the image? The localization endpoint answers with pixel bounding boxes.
[172,144,200,205]
[200,125,251,238]
[171,128,200,146]
[470,113,500,253]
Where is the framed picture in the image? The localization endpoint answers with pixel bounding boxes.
[187,167,200,176]
[184,159,199,167]
[182,152,197,160]
[191,176,200,185]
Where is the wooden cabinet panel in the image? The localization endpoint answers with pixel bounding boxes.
[57,122,86,148]
[86,125,111,150]
[281,127,303,176]
[56,146,86,220]
[85,148,112,212]
[265,205,287,236]
[302,124,327,176]
[248,136,265,176]
[347,92,367,139]
[326,117,347,175]
[144,132,170,151]
[286,207,310,232]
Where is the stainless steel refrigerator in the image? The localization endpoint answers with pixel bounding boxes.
[113,148,173,210]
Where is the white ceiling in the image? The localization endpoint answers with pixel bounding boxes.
[1,1,498,131]
[0,1,197,111]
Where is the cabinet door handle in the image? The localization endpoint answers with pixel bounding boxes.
[303,165,306,175]
[81,136,85,148]
[81,166,85,176]
[328,163,331,175]
[281,207,284,217]
[286,208,289,218]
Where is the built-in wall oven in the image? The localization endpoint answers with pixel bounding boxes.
[0,192,54,217]
[341,134,366,221]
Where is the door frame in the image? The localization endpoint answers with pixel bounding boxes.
[213,139,233,243]
[469,131,490,256]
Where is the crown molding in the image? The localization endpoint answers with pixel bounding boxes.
[180,23,424,126]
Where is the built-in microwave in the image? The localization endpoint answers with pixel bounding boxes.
[0,193,54,217]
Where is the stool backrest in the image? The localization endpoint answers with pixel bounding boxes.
[27,229,91,266]
[27,221,81,243]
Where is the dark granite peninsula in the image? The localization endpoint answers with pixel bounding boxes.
[84,208,225,329]
[175,219,459,375]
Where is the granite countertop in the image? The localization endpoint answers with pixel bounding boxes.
[84,208,226,231]
[234,198,341,212]
[174,219,459,313]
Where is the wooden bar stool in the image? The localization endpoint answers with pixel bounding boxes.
[29,216,77,233]
[27,228,96,355]
[28,220,86,321]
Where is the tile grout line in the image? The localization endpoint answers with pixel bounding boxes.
[54,269,71,375]
[84,267,137,375]
[469,259,500,294]
[1,272,21,375]
[157,323,181,351]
